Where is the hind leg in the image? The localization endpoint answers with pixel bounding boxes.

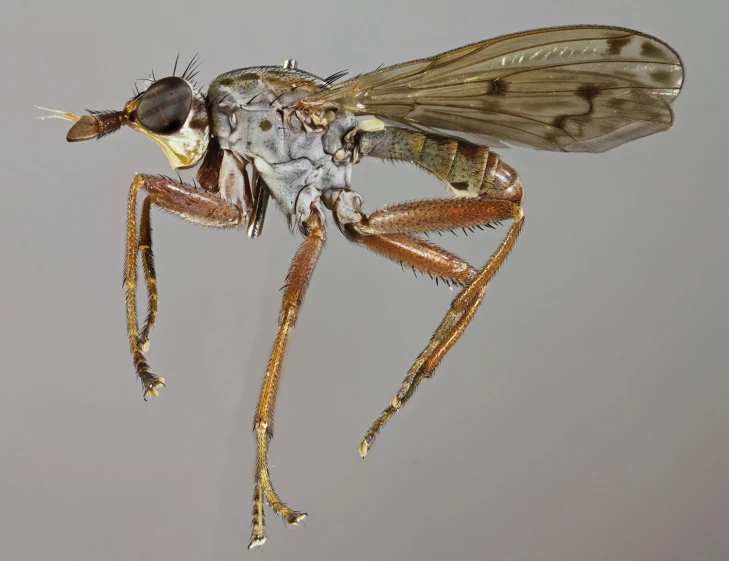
[324,188,524,456]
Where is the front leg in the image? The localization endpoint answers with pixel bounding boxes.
[124,175,243,398]
[137,195,156,352]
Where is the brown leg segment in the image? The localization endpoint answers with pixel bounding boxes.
[249,207,325,548]
[125,175,243,398]
[137,196,157,352]
[329,192,524,456]
[353,232,477,286]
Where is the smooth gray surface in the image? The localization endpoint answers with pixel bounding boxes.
[2,2,727,560]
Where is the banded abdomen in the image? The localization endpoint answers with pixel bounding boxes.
[359,127,523,204]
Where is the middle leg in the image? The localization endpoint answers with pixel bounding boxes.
[249,204,326,548]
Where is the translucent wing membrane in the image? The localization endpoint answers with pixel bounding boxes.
[297,26,684,152]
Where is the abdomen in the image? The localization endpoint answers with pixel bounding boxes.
[360,127,523,204]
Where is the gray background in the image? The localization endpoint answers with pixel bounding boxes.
[2,1,727,560]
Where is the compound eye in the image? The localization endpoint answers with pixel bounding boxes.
[136,76,193,135]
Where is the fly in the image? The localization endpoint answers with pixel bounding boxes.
[38,25,684,548]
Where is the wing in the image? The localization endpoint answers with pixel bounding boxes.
[296,26,684,152]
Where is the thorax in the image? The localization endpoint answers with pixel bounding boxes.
[207,67,357,215]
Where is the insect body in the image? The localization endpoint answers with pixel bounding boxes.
[39,26,684,548]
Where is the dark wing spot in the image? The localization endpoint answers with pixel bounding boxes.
[578,85,598,101]
[543,130,565,149]
[641,41,666,59]
[608,97,630,109]
[651,70,675,85]
[450,181,470,191]
[259,119,272,131]
[489,79,507,96]
[553,86,598,130]
[606,36,632,56]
